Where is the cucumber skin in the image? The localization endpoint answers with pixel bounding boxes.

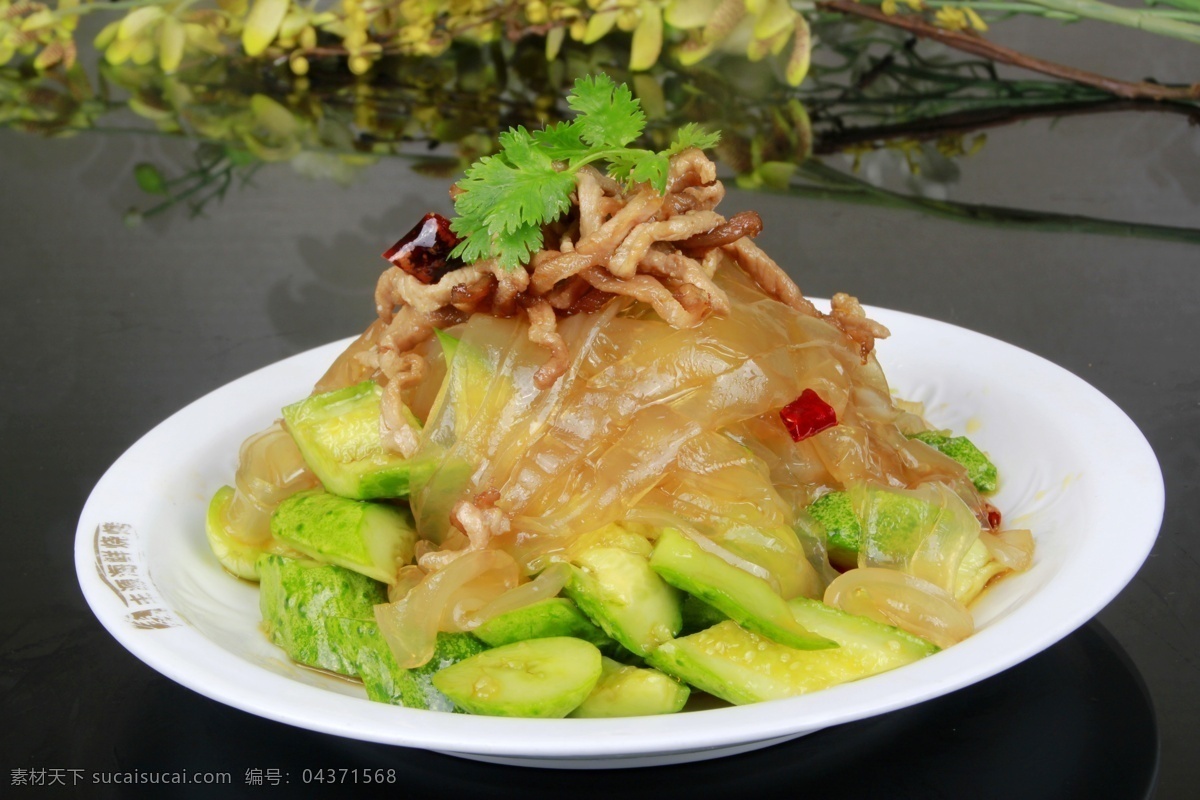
[431,638,603,718]
[787,597,938,658]
[257,554,386,677]
[650,605,939,706]
[473,597,616,651]
[645,622,841,705]
[649,529,836,651]
[806,492,861,571]
[270,490,416,584]
[680,595,728,634]
[909,431,998,493]
[331,621,487,712]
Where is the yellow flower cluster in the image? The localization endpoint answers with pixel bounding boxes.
[93,4,228,74]
[277,6,335,75]
[1,0,78,70]
[880,0,922,16]
[934,4,988,32]
[668,0,812,85]
[8,0,839,86]
[878,0,988,34]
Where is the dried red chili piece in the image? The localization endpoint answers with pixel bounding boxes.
[984,502,1002,530]
[382,212,461,283]
[780,389,837,442]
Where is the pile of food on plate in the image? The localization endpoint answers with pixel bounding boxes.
[204,76,1033,718]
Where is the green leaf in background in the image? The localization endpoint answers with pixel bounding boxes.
[133,162,168,195]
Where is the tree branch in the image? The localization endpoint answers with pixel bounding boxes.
[816,0,1200,101]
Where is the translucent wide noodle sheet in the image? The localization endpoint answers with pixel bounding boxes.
[849,482,982,594]
[399,264,995,648]
[409,308,617,545]
[824,568,974,649]
[498,277,875,565]
[374,549,518,668]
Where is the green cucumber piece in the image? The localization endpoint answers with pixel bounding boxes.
[473,597,616,651]
[807,490,1000,602]
[909,430,998,493]
[205,485,268,580]
[567,524,653,560]
[807,491,861,571]
[787,597,939,660]
[330,620,487,711]
[564,547,682,657]
[569,657,690,718]
[270,490,416,584]
[648,615,935,705]
[649,528,836,651]
[681,594,729,634]
[282,380,431,500]
[257,554,386,676]
[431,637,603,718]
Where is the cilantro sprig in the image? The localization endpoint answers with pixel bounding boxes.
[450,75,720,270]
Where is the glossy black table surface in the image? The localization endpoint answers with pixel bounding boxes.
[2,20,1196,799]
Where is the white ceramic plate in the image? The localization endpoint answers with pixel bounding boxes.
[75,304,1164,769]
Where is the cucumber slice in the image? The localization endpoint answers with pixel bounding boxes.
[473,597,616,651]
[431,637,603,718]
[569,657,690,718]
[205,485,268,580]
[270,490,416,584]
[330,620,487,712]
[282,380,431,500]
[807,491,1002,603]
[649,528,836,651]
[648,615,935,705]
[680,594,728,634]
[564,547,682,657]
[806,491,861,571]
[908,430,998,493]
[257,554,387,676]
[565,523,653,560]
[787,597,940,660]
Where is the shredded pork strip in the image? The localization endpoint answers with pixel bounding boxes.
[417,499,512,571]
[527,300,571,388]
[338,149,886,436]
[379,353,426,457]
[721,237,821,318]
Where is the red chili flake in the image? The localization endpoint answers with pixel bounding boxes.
[780,389,838,442]
[984,502,1002,530]
[382,212,461,284]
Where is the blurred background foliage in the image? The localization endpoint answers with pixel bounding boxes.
[2,5,1197,242]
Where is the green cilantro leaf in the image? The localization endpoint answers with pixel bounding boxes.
[450,149,574,266]
[667,123,721,156]
[608,151,670,194]
[567,74,645,148]
[490,223,545,271]
[450,76,721,270]
[497,126,552,171]
[450,219,494,265]
[453,153,574,234]
[532,121,591,164]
